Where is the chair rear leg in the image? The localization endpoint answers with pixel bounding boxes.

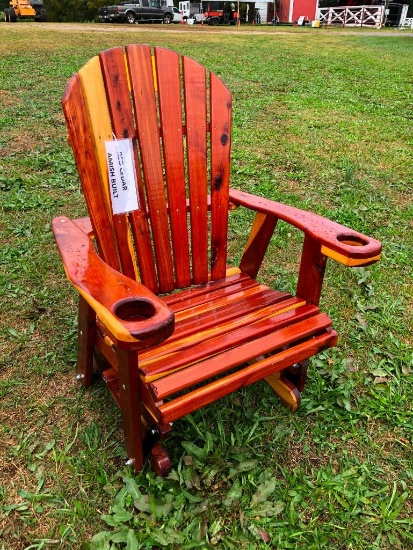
[141,422,172,476]
[77,295,96,387]
[265,360,309,412]
[149,442,172,476]
[285,359,309,392]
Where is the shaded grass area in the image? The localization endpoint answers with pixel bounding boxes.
[0,24,412,549]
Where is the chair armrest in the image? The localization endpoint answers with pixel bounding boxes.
[52,216,175,349]
[229,189,382,266]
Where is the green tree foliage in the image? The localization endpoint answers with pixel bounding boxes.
[43,0,109,22]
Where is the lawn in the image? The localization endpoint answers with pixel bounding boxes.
[0,23,412,549]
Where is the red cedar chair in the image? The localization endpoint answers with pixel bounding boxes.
[53,45,381,475]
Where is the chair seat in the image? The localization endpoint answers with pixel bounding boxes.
[99,272,336,425]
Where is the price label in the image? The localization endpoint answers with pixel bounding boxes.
[105,138,139,215]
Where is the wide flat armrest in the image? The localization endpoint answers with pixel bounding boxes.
[229,189,382,266]
[52,216,175,349]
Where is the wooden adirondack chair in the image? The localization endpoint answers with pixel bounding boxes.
[53,45,381,475]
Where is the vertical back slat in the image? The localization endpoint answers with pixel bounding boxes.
[155,47,191,289]
[79,56,137,279]
[183,56,209,284]
[78,57,113,208]
[62,71,120,271]
[210,73,232,280]
[99,47,159,292]
[126,44,175,294]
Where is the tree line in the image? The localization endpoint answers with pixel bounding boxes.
[43,0,105,22]
[0,0,107,21]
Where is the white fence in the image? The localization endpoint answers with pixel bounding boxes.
[401,17,413,28]
[398,5,413,28]
[317,5,385,27]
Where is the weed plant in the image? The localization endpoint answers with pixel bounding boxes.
[0,24,412,549]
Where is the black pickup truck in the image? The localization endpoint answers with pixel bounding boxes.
[102,0,174,23]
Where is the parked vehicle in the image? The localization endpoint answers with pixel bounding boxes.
[202,1,238,25]
[178,0,202,20]
[4,0,46,22]
[104,0,174,24]
[171,6,183,22]
[98,6,110,21]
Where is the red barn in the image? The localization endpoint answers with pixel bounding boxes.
[256,0,319,23]
[279,0,319,22]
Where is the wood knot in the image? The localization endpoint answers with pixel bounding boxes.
[214,173,223,190]
[221,133,229,146]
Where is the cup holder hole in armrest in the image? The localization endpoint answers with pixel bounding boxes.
[336,234,368,247]
[114,298,156,322]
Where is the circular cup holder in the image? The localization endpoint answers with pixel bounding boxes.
[114,298,156,323]
[336,234,368,247]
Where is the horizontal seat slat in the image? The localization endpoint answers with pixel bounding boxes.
[174,282,268,321]
[168,276,259,314]
[139,292,296,366]
[170,289,290,342]
[163,272,250,306]
[158,329,338,424]
[149,313,333,399]
[140,299,313,381]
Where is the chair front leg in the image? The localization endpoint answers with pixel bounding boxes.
[117,348,144,472]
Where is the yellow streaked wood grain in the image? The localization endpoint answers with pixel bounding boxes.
[78,56,113,208]
[65,280,140,344]
[321,245,381,267]
[265,374,300,412]
[243,212,269,251]
[225,266,242,277]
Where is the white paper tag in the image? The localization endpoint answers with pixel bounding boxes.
[105,138,139,215]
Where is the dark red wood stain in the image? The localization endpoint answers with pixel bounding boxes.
[54,45,381,474]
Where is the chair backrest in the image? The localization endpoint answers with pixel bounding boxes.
[62,45,232,295]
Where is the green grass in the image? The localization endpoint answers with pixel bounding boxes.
[1,23,412,549]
